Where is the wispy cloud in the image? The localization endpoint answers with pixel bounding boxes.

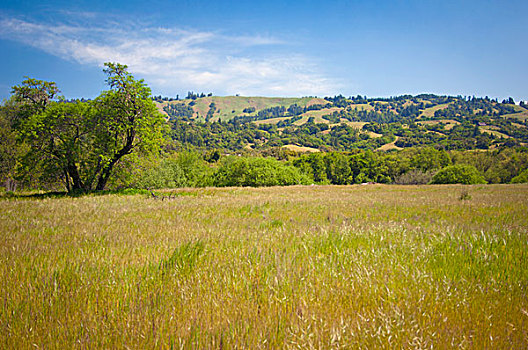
[0,16,340,96]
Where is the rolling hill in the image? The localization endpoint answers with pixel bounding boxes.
[155,94,528,153]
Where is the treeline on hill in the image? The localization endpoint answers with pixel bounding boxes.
[162,94,528,152]
[1,66,528,193]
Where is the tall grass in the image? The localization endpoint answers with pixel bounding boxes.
[1,185,527,348]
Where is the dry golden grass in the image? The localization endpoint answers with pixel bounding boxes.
[417,119,460,130]
[253,117,291,125]
[419,103,452,118]
[348,104,374,112]
[378,136,403,151]
[480,126,511,138]
[503,106,528,121]
[281,145,320,153]
[342,121,367,129]
[1,185,527,348]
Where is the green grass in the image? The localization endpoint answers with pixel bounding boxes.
[1,184,527,348]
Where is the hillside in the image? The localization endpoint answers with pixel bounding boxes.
[156,94,528,153]
[156,96,328,121]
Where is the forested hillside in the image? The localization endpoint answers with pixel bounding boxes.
[158,94,528,152]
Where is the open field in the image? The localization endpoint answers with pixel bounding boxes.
[1,185,528,348]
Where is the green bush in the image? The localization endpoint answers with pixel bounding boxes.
[134,158,187,189]
[511,169,528,183]
[133,151,214,189]
[214,156,310,187]
[431,164,486,184]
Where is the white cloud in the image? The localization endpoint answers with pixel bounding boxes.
[0,16,340,96]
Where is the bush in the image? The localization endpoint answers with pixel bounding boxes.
[132,151,214,189]
[214,157,310,187]
[511,169,528,183]
[393,169,435,185]
[134,158,187,189]
[431,164,486,184]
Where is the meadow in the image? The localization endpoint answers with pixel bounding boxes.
[1,184,527,348]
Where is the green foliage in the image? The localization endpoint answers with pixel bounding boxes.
[91,63,166,190]
[17,100,95,191]
[450,148,528,184]
[431,164,486,184]
[214,156,309,187]
[292,153,329,184]
[511,169,528,183]
[163,93,528,153]
[173,151,214,187]
[133,157,187,189]
[10,77,60,127]
[132,152,213,189]
[6,63,166,192]
[0,101,21,190]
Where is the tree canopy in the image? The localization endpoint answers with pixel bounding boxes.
[8,63,166,192]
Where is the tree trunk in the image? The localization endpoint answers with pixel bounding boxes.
[95,163,115,191]
[67,159,85,192]
[95,129,135,191]
[63,168,71,192]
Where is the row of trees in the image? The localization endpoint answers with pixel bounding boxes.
[124,147,527,189]
[1,67,527,192]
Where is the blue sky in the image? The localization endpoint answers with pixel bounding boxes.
[1,0,527,101]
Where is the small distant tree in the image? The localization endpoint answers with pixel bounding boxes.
[431,164,486,184]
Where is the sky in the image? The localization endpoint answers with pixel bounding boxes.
[0,0,527,101]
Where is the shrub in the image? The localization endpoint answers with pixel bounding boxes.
[431,164,486,184]
[214,156,310,187]
[393,169,436,185]
[511,169,528,183]
[132,151,214,189]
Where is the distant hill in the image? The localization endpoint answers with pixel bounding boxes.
[155,96,328,120]
[155,94,528,153]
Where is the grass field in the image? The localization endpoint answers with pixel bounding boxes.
[1,185,527,348]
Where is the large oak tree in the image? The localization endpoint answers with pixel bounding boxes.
[11,63,166,192]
